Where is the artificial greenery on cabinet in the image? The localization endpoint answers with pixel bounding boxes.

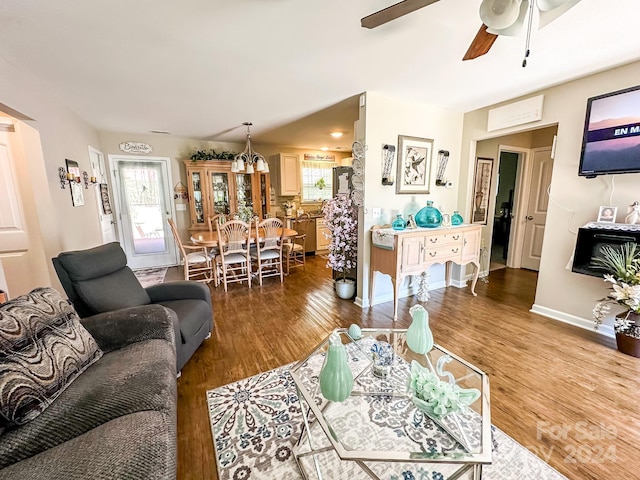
[189,149,236,161]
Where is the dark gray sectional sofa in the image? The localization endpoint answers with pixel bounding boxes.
[0,304,178,479]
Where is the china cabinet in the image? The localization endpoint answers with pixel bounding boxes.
[184,161,271,232]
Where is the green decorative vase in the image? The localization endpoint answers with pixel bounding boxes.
[406,305,434,355]
[451,210,464,226]
[319,333,354,402]
[415,201,442,228]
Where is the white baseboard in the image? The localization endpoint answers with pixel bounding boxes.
[530,304,614,338]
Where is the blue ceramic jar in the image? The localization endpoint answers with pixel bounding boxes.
[392,214,407,230]
[415,201,442,228]
[451,210,464,226]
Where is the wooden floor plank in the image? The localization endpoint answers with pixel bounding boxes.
[172,256,640,480]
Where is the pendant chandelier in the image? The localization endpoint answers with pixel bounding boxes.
[231,122,268,174]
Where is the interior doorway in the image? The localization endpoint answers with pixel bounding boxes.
[490,151,519,271]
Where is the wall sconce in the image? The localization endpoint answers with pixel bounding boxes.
[381,144,395,186]
[83,171,98,189]
[58,166,81,189]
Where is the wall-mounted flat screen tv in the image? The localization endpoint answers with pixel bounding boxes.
[578,84,640,178]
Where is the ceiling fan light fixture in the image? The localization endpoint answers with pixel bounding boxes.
[486,0,529,36]
[479,0,522,30]
[538,0,581,28]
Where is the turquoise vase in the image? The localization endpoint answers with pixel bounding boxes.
[406,305,434,355]
[451,210,464,226]
[415,201,442,228]
[319,333,354,402]
[392,214,407,230]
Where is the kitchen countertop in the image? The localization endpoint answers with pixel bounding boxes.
[277,213,324,219]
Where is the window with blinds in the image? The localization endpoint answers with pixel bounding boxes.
[301,161,333,202]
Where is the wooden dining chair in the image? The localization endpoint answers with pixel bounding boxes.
[207,214,223,232]
[215,219,252,291]
[167,219,213,283]
[250,217,284,286]
[284,213,309,274]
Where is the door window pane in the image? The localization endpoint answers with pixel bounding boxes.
[121,162,167,255]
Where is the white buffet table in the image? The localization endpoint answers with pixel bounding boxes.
[370,224,482,320]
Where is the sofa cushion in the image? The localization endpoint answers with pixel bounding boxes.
[0,411,176,480]
[55,241,127,281]
[75,267,151,313]
[0,288,103,432]
[55,242,151,313]
[0,337,175,469]
[156,299,211,343]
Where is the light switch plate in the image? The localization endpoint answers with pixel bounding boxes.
[372,208,382,219]
[176,204,187,211]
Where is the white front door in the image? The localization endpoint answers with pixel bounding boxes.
[521,147,553,271]
[109,155,178,268]
[88,146,117,244]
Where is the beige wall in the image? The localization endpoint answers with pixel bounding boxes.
[460,60,640,336]
[0,56,102,297]
[360,92,465,308]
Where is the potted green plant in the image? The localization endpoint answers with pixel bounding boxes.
[322,194,357,299]
[592,242,640,357]
[314,178,326,190]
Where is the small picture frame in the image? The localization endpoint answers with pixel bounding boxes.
[395,135,434,194]
[597,205,617,223]
[100,184,112,215]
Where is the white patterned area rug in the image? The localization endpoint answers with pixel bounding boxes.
[132,267,167,288]
[207,364,567,480]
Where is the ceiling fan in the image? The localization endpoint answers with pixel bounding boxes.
[361,0,582,62]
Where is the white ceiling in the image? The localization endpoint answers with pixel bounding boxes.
[1,1,639,151]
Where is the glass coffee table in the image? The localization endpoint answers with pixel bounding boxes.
[289,328,491,480]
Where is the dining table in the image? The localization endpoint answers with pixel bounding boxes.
[190,227,298,248]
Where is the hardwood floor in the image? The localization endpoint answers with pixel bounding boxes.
[172,256,640,480]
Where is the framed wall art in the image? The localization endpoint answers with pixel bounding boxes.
[471,157,493,224]
[65,159,84,207]
[395,135,433,194]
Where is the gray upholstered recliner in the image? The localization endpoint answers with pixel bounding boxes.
[52,242,213,372]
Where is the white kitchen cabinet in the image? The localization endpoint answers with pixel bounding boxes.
[315,218,331,251]
[269,153,300,196]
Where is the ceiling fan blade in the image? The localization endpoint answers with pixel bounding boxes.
[462,24,499,61]
[361,0,440,29]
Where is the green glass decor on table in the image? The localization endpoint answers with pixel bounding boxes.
[319,333,353,402]
[415,201,442,228]
[406,304,434,355]
[451,210,464,225]
[392,214,407,230]
[347,324,362,340]
[407,361,480,418]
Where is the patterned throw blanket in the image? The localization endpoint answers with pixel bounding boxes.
[207,364,567,480]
